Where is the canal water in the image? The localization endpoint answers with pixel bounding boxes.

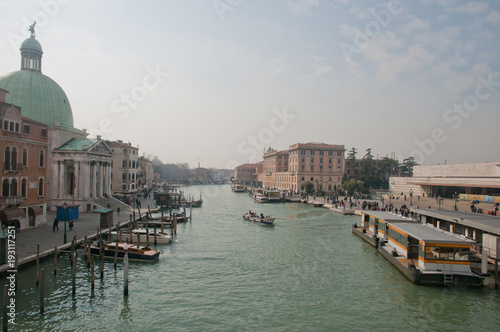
[1,185,499,331]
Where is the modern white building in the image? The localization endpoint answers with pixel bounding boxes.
[389,162,500,202]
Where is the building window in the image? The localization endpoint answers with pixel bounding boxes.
[301,150,306,155]
[38,178,44,196]
[41,128,46,137]
[337,151,342,156]
[301,165,305,171]
[319,151,324,156]
[122,160,127,167]
[3,121,8,130]
[21,178,27,197]
[310,165,314,171]
[2,179,9,196]
[328,151,333,156]
[301,177,305,181]
[320,165,323,172]
[11,178,18,196]
[338,158,341,163]
[329,158,332,163]
[11,147,17,170]
[122,185,126,190]
[22,148,28,167]
[310,177,314,181]
[4,146,11,170]
[310,158,314,163]
[39,150,45,167]
[15,123,20,133]
[310,150,315,156]
[320,158,323,163]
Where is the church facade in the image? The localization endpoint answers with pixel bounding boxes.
[0,23,114,228]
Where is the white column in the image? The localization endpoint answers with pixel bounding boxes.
[84,161,90,199]
[98,163,103,197]
[78,161,86,199]
[53,161,60,199]
[107,164,112,195]
[58,162,65,199]
[91,163,97,198]
[74,162,79,199]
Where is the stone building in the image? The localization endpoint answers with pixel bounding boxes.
[234,162,263,187]
[263,142,345,192]
[106,140,139,195]
[138,156,154,191]
[0,88,48,230]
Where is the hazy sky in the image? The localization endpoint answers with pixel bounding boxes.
[1,0,499,169]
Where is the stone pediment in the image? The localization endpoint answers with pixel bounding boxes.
[88,140,113,155]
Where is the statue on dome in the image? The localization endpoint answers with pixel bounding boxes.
[28,21,36,37]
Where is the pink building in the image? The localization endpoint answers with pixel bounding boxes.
[234,162,263,187]
[263,142,345,192]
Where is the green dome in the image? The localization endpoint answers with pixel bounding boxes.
[21,36,43,54]
[0,70,74,127]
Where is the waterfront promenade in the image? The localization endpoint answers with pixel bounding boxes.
[0,196,159,275]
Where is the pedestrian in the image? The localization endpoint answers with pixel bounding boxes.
[53,218,59,231]
[15,219,21,233]
[117,207,121,215]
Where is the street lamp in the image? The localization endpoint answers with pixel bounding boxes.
[63,202,67,244]
[454,191,458,211]
[410,189,413,206]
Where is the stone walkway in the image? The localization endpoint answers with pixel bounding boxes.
[0,196,161,275]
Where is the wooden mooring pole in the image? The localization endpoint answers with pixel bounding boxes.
[72,253,77,296]
[36,243,40,286]
[124,250,129,297]
[91,257,95,292]
[40,268,45,314]
[70,238,75,266]
[53,247,58,275]
[114,241,118,270]
[154,224,157,245]
[100,247,104,279]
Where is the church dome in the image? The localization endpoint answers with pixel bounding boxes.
[0,26,74,128]
[0,70,73,127]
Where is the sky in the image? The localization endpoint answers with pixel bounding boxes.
[1,0,499,169]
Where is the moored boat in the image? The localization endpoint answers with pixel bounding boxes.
[232,184,246,192]
[243,212,275,225]
[89,241,160,262]
[254,194,269,203]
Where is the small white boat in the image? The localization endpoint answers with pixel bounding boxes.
[111,228,172,244]
[243,213,275,225]
[232,184,246,192]
[254,195,269,203]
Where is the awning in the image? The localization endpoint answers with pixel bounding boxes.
[93,208,113,214]
[28,206,44,216]
[0,208,26,222]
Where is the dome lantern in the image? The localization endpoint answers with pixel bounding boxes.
[0,22,74,128]
[20,21,43,72]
